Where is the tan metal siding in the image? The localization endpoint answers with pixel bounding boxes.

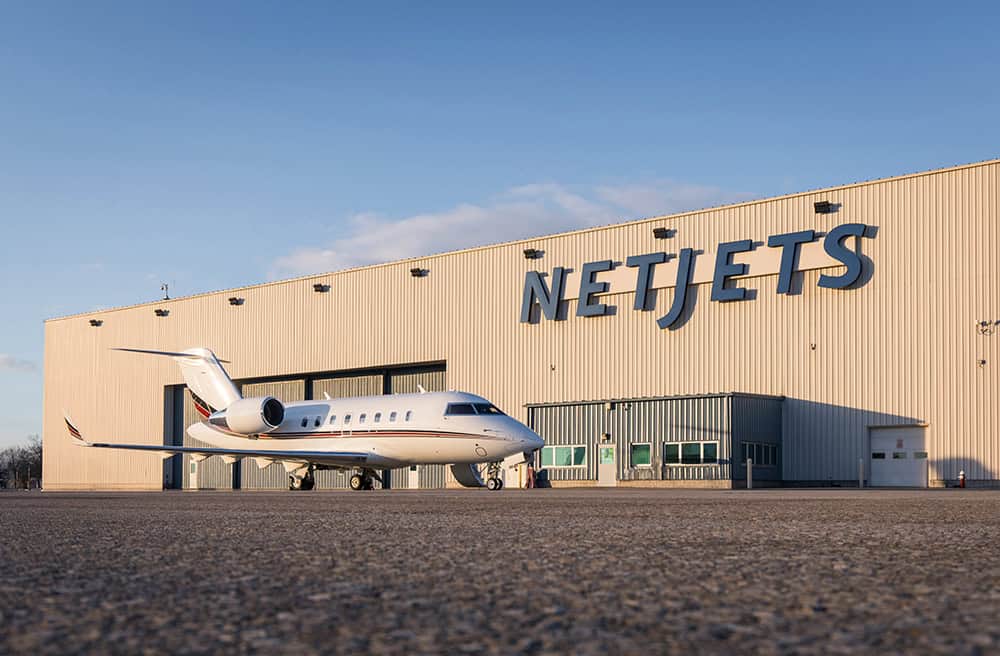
[42,160,1000,488]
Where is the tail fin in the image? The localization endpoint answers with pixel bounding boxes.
[113,347,241,411]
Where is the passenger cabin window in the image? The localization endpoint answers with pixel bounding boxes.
[445,403,477,415]
[474,403,505,415]
[405,411,413,421]
[359,413,367,424]
[389,412,397,422]
[344,414,352,424]
[314,417,321,427]
[329,415,337,424]
[374,412,382,423]
[300,417,308,428]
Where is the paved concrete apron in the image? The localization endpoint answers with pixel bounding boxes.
[1,489,998,654]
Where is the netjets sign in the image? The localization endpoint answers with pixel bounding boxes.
[519,223,875,330]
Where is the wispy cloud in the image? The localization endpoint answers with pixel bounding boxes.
[270,180,753,278]
[0,355,37,373]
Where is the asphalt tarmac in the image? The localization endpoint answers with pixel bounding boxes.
[1,489,999,655]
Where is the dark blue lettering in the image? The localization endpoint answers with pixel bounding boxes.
[711,240,754,302]
[767,230,816,294]
[520,268,567,322]
[577,260,615,317]
[626,252,667,311]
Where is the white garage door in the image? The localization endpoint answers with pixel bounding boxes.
[870,426,928,487]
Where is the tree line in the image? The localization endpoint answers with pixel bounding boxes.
[0,435,42,489]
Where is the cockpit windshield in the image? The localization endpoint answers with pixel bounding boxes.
[444,402,506,416]
[473,403,505,415]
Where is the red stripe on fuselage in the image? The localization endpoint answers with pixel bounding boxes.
[200,423,505,441]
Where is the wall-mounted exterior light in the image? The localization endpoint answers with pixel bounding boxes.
[410,268,428,278]
[523,248,542,259]
[976,319,1000,336]
[154,309,169,317]
[89,319,103,327]
[814,201,834,214]
[228,297,244,306]
[312,283,330,293]
[652,227,674,239]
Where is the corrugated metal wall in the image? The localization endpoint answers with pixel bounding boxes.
[42,160,1000,489]
[313,375,383,399]
[530,394,781,483]
[657,396,731,483]
[731,395,784,482]
[389,370,447,394]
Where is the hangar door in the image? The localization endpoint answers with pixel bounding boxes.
[870,426,928,487]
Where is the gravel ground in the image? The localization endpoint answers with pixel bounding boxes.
[1,489,999,655]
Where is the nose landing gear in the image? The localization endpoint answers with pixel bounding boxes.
[485,461,504,491]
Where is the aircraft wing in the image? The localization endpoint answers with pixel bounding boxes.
[64,415,370,467]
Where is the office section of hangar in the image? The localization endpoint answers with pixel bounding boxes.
[42,159,1000,489]
[529,394,783,489]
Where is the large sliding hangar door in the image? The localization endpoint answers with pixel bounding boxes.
[168,364,446,490]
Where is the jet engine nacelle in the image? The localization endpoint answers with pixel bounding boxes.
[209,397,285,434]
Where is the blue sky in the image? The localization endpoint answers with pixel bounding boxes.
[1,1,998,447]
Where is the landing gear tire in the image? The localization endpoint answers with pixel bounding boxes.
[487,477,501,491]
[350,471,376,491]
[289,468,316,491]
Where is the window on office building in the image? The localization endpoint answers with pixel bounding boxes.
[540,445,586,468]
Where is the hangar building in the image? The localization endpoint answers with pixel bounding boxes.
[42,159,1000,489]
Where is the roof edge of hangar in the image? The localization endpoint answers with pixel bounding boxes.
[47,156,1000,323]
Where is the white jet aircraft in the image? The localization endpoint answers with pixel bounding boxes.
[64,347,544,491]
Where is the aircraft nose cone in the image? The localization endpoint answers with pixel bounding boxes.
[525,430,544,450]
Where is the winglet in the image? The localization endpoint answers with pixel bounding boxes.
[63,413,90,446]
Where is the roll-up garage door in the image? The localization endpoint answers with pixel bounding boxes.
[390,370,447,488]
[312,374,384,489]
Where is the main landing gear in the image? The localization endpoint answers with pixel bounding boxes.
[349,469,382,491]
[289,466,316,491]
[485,461,504,491]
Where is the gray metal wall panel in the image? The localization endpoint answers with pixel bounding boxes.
[731,395,784,481]
[531,395,747,482]
[313,375,383,400]
[239,380,306,489]
[389,370,447,394]
[419,464,447,489]
[528,403,604,481]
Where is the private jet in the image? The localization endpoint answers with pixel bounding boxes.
[65,347,544,491]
